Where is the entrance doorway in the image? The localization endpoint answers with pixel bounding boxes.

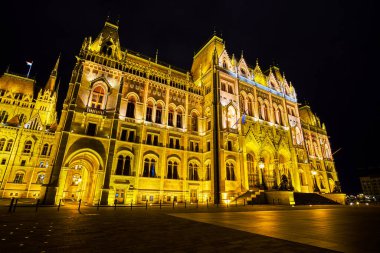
[190,189,198,203]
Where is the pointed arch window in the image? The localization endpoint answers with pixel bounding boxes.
[146,101,153,122]
[155,103,163,124]
[115,155,132,176]
[18,114,26,124]
[226,162,235,180]
[126,97,136,118]
[23,141,32,154]
[176,109,183,128]
[247,97,253,116]
[188,162,199,181]
[41,144,49,156]
[116,155,124,175]
[91,86,106,109]
[259,102,266,120]
[123,156,131,176]
[191,112,198,132]
[168,107,174,126]
[143,158,156,177]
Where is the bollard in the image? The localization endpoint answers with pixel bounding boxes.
[172,201,175,209]
[114,200,117,211]
[160,200,162,209]
[207,199,208,208]
[35,199,40,213]
[78,199,82,212]
[58,199,62,212]
[146,200,148,210]
[13,199,18,213]
[244,198,246,206]
[8,198,15,213]
[97,199,100,211]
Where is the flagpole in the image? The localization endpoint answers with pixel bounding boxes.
[26,61,33,78]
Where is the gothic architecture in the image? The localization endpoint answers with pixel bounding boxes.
[0,20,341,205]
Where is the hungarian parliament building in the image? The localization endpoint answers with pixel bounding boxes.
[0,20,341,205]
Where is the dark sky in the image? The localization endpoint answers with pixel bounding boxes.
[1,0,379,194]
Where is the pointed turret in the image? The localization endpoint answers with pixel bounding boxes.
[45,55,60,91]
[253,59,266,86]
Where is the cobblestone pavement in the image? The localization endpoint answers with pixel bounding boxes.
[0,204,377,253]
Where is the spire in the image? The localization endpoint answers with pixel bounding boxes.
[45,55,60,91]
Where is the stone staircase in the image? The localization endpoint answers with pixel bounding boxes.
[233,189,267,205]
[293,192,339,205]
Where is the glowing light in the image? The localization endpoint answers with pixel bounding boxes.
[311,170,317,176]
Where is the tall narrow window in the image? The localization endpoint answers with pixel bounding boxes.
[205,164,211,180]
[168,108,174,126]
[5,140,13,151]
[41,144,49,155]
[247,97,253,116]
[188,163,199,181]
[176,109,182,128]
[0,138,5,151]
[0,111,8,123]
[226,163,235,180]
[123,156,131,176]
[191,113,198,132]
[167,161,173,179]
[91,86,105,109]
[128,131,135,142]
[116,156,123,175]
[143,158,156,177]
[146,102,153,122]
[86,123,97,136]
[155,104,162,124]
[36,173,45,184]
[120,129,128,141]
[23,141,32,154]
[126,97,136,118]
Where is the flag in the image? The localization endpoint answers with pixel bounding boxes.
[26,61,33,66]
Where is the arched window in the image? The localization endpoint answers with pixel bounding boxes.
[41,144,49,156]
[5,139,13,151]
[146,101,153,122]
[188,162,199,181]
[222,60,227,68]
[126,96,136,118]
[176,109,183,128]
[167,160,179,179]
[168,107,174,126]
[295,127,303,145]
[0,138,5,151]
[221,82,226,92]
[191,112,198,132]
[36,173,45,184]
[123,156,131,176]
[143,158,156,177]
[91,86,106,109]
[226,162,235,180]
[14,172,24,184]
[101,41,113,56]
[23,141,32,154]
[155,103,163,124]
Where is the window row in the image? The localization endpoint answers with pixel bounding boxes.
[114,157,235,181]
[12,172,45,184]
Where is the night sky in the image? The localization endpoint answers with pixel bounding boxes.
[1,0,379,194]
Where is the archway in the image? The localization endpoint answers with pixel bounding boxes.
[61,151,103,205]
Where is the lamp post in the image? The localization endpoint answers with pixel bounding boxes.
[259,159,267,190]
[311,170,320,193]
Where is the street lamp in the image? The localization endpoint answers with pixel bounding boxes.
[311,170,320,193]
[258,159,267,190]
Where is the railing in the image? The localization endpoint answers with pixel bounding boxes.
[86,107,105,115]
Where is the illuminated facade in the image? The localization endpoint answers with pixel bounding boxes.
[1,20,341,205]
[0,59,59,199]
